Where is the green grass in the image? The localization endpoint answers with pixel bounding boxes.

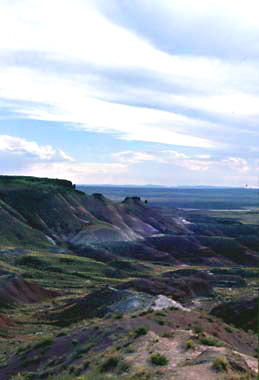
[12,251,143,290]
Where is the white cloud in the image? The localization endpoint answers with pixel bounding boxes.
[0,0,239,78]
[58,149,74,162]
[0,136,255,185]
[113,151,155,164]
[154,150,213,171]
[222,157,249,173]
[25,161,127,184]
[0,135,71,161]
[160,150,189,160]
[113,149,191,165]
[169,92,259,117]
[195,154,211,159]
[112,149,252,175]
[0,134,127,183]
[24,154,255,185]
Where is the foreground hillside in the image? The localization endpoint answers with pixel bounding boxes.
[0,176,257,379]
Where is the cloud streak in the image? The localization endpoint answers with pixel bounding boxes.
[0,66,217,148]
[113,149,251,174]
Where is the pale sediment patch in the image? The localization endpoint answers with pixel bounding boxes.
[153,294,190,311]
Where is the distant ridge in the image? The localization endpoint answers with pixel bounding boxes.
[78,183,252,189]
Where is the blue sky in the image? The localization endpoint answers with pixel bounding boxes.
[0,0,258,186]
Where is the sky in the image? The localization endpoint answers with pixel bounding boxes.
[0,0,258,186]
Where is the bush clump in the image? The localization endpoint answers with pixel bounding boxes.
[73,343,94,359]
[101,356,120,372]
[212,356,229,371]
[113,313,123,320]
[34,336,54,349]
[193,324,203,334]
[200,336,224,347]
[150,353,169,366]
[134,326,149,338]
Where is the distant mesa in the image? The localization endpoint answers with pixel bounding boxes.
[92,193,105,199]
[0,175,75,189]
[122,196,141,203]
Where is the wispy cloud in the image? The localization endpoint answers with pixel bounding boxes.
[0,0,258,148]
[0,0,258,185]
[0,66,217,148]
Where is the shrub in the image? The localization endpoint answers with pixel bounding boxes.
[20,358,30,368]
[150,353,169,366]
[155,311,166,317]
[101,356,120,372]
[157,320,165,326]
[73,343,94,359]
[200,336,224,347]
[161,332,174,338]
[224,325,234,333]
[73,367,81,376]
[29,355,40,365]
[34,336,54,349]
[118,360,130,373]
[134,326,149,338]
[212,356,229,371]
[193,324,203,334]
[186,339,193,349]
[124,347,135,354]
[113,313,123,319]
[12,372,35,380]
[16,256,49,270]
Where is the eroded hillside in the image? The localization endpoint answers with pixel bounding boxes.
[0,176,257,380]
[0,176,257,268]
